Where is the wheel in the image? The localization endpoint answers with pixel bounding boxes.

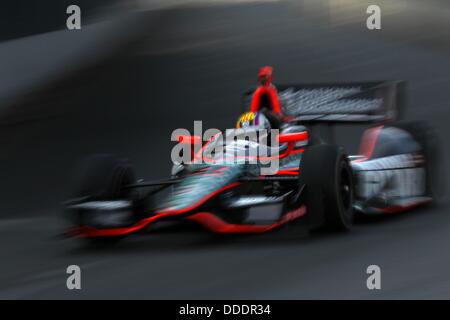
[388,121,445,202]
[72,154,136,201]
[299,144,354,231]
[68,154,140,242]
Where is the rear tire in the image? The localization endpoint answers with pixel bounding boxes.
[299,145,354,231]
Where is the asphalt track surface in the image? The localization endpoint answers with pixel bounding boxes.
[0,0,449,299]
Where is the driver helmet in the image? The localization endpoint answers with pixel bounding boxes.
[236,111,271,129]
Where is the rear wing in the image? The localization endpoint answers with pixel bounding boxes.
[243,81,406,124]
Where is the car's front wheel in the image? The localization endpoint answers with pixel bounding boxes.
[67,154,141,243]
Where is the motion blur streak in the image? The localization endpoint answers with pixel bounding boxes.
[0,0,449,298]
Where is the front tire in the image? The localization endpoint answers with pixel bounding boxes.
[68,154,139,243]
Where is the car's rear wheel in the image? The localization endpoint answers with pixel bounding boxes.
[299,144,354,231]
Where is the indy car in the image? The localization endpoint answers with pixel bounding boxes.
[64,66,442,241]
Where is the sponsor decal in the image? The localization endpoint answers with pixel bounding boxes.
[354,154,426,199]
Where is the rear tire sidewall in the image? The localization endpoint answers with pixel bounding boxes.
[300,145,354,231]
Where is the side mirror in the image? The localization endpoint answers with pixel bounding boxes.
[277,131,308,144]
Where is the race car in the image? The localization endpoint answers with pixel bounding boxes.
[64,66,442,241]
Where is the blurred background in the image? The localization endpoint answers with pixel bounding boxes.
[0,0,449,299]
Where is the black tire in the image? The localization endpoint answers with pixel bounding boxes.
[299,145,354,231]
[69,154,139,243]
[388,121,445,202]
[73,154,136,201]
